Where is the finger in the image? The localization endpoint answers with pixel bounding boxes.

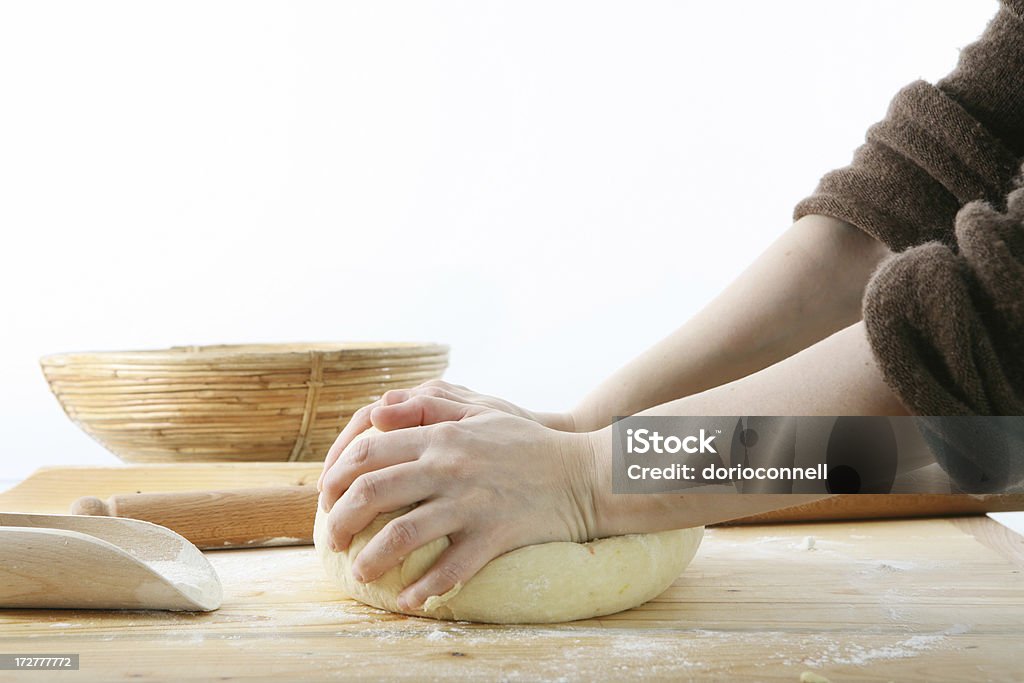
[318,389,417,490]
[318,402,378,491]
[380,388,411,406]
[351,501,459,583]
[325,461,437,553]
[421,379,469,394]
[410,383,458,401]
[397,535,495,612]
[370,385,471,431]
[319,427,427,512]
[415,380,477,404]
[370,395,477,432]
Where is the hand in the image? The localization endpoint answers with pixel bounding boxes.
[317,398,598,611]
[317,379,574,490]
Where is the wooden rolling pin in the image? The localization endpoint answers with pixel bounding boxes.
[722,493,1024,525]
[71,486,318,550]
[70,484,1024,550]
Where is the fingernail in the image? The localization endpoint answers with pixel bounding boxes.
[396,595,412,611]
[318,493,328,513]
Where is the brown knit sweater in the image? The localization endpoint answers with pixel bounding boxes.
[793,1,1024,490]
[794,0,1024,418]
[795,0,1024,251]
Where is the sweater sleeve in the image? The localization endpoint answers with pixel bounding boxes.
[864,184,1024,491]
[793,1,1024,491]
[863,181,1024,417]
[793,1,1024,251]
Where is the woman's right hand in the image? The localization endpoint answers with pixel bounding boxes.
[317,379,575,490]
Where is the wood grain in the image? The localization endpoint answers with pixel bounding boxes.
[0,514,221,612]
[722,492,1024,525]
[2,466,1020,526]
[0,518,1020,681]
[69,486,317,549]
[0,465,322,514]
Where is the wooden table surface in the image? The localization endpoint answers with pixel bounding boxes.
[1,467,1023,682]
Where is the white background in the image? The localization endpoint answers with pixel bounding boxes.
[0,0,1004,485]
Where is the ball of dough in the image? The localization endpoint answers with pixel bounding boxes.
[314,505,703,624]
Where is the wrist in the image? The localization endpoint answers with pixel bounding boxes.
[584,426,617,537]
[583,425,696,537]
[567,404,602,433]
[537,411,577,432]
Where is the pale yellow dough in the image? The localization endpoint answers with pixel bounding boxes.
[314,506,703,624]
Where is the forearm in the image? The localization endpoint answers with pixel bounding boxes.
[570,215,890,432]
[637,321,907,418]
[584,321,906,535]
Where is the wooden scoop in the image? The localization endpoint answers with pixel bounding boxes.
[0,513,222,611]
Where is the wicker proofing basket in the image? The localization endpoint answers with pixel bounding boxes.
[40,342,449,463]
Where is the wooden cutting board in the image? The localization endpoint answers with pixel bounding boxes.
[0,518,1020,681]
[1,466,1023,680]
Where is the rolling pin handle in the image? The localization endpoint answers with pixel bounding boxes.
[71,496,110,517]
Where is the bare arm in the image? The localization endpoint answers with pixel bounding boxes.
[587,320,908,535]
[570,215,890,431]
[318,321,907,606]
[319,213,889,479]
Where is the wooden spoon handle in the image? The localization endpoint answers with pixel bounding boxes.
[70,486,318,549]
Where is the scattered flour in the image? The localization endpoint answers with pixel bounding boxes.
[425,629,452,641]
[795,536,816,551]
[785,624,971,668]
[800,672,832,683]
[206,548,316,583]
[143,559,206,592]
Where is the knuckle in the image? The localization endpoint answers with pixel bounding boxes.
[431,421,460,442]
[422,385,446,398]
[351,473,380,506]
[423,445,469,480]
[385,518,418,551]
[411,394,436,409]
[435,561,465,586]
[346,436,372,468]
[421,379,447,389]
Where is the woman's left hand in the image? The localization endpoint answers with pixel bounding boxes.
[317,397,599,611]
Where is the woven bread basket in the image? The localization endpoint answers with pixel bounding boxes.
[40,342,449,463]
